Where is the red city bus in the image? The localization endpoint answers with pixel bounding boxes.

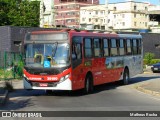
[23,29,143,94]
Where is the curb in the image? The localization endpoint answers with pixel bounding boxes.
[0,90,9,106]
[134,85,160,97]
[143,72,152,74]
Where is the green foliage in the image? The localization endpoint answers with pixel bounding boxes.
[144,52,155,65]
[143,59,160,65]
[0,0,40,27]
[16,60,24,77]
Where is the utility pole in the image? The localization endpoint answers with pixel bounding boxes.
[105,0,108,31]
[51,0,55,27]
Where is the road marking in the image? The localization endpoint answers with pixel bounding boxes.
[133,86,160,101]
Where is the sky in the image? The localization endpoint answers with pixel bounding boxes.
[100,0,160,5]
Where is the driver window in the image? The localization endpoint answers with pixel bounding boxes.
[72,43,82,60]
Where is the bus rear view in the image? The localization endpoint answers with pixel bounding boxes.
[23,31,72,92]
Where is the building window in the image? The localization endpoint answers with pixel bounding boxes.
[145,22,147,27]
[89,18,91,22]
[145,7,148,11]
[134,5,137,10]
[95,19,98,22]
[96,11,98,15]
[122,14,125,18]
[101,11,103,15]
[134,13,136,18]
[114,7,116,11]
[134,22,137,26]
[122,22,125,26]
[108,19,110,23]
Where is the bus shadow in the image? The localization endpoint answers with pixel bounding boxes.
[7,75,159,97]
[0,97,33,110]
[129,75,159,84]
[48,75,160,96]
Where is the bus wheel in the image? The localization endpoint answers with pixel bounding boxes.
[45,90,53,95]
[84,74,93,94]
[123,69,129,85]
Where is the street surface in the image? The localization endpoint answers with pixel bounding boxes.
[0,73,160,120]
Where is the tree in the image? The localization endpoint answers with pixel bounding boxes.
[0,0,40,27]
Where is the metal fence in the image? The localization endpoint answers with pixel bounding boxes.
[0,51,23,80]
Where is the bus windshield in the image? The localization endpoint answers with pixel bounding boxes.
[25,43,70,68]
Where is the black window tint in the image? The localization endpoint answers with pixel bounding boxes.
[126,39,132,55]
[111,39,117,47]
[120,39,124,48]
[138,39,142,54]
[103,39,109,56]
[94,38,101,57]
[133,39,138,55]
[111,39,118,56]
[84,38,92,58]
[119,39,124,55]
[72,36,82,60]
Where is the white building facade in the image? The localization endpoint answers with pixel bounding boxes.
[80,1,150,31]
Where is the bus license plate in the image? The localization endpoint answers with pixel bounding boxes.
[39,83,48,87]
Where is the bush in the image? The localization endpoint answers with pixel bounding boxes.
[12,60,24,77]
[144,59,160,65]
[144,52,155,65]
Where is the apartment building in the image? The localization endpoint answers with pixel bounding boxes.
[80,1,150,31]
[80,5,106,30]
[148,4,160,33]
[39,0,99,28]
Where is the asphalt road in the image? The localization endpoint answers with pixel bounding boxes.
[0,73,160,120]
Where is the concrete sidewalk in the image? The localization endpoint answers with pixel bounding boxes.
[134,77,160,97]
[0,81,9,106]
[134,66,160,97]
[0,79,21,106]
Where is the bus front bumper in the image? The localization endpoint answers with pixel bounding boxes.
[23,78,72,90]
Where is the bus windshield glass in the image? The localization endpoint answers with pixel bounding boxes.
[25,43,70,68]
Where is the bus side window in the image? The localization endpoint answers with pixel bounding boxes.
[93,38,101,57]
[84,38,92,58]
[103,38,109,57]
[126,39,132,55]
[119,39,125,55]
[133,39,138,55]
[138,39,142,54]
[111,39,118,56]
[72,44,82,60]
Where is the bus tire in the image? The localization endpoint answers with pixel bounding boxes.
[84,74,93,94]
[123,69,129,85]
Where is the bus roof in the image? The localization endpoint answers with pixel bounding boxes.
[118,34,142,39]
[28,29,142,39]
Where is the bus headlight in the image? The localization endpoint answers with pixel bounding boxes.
[60,74,70,82]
